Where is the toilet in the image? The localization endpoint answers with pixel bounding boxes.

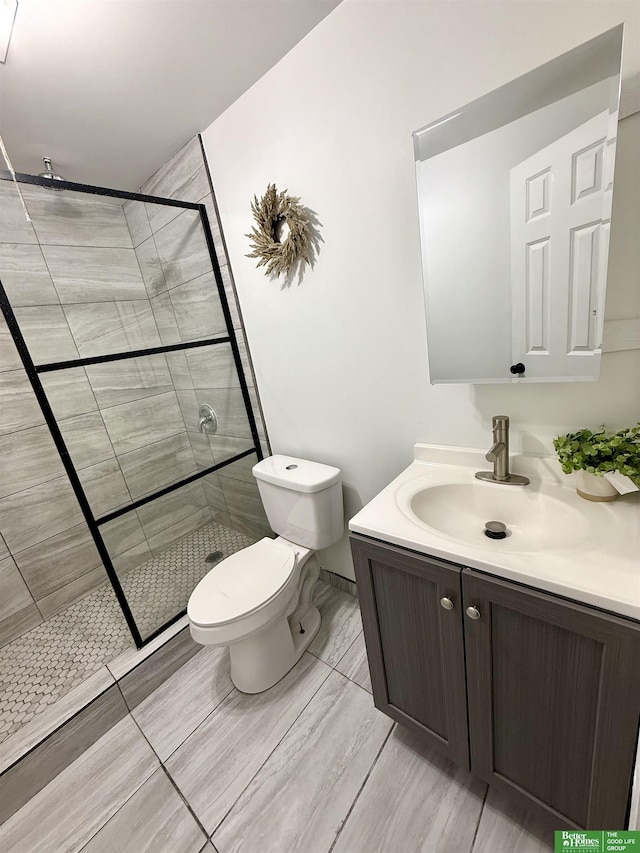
[187,455,344,693]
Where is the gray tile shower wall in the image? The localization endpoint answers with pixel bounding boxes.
[0,551,40,647]
[138,135,272,540]
[0,185,116,646]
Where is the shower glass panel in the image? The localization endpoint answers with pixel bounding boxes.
[40,344,254,516]
[0,173,263,646]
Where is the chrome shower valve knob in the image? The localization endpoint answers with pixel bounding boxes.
[198,405,218,434]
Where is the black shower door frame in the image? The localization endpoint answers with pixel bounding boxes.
[0,169,263,648]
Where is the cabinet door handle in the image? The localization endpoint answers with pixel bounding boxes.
[440,597,454,610]
[465,606,481,620]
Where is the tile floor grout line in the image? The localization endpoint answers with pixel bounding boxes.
[160,683,236,766]
[307,647,338,669]
[122,700,216,844]
[121,651,217,765]
[343,677,372,696]
[207,659,335,841]
[160,763,210,842]
[328,722,396,853]
[73,760,164,852]
[469,784,490,852]
[310,648,368,691]
[309,639,372,697]
[127,702,165,765]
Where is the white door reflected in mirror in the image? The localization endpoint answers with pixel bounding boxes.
[413,25,623,384]
[510,111,615,378]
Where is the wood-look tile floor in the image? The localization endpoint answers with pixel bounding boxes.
[0,582,557,853]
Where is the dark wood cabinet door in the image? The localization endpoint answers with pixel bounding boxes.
[350,535,469,768]
[463,568,640,829]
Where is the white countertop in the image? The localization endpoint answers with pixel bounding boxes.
[349,444,640,621]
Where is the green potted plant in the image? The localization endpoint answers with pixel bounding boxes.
[553,424,640,502]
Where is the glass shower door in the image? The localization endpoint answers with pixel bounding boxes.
[0,177,266,645]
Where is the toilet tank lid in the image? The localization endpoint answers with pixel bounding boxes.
[253,455,341,493]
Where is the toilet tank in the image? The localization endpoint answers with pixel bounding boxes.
[252,455,344,550]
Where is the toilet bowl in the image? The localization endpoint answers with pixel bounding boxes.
[187,455,343,693]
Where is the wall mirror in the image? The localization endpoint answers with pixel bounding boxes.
[413,26,623,384]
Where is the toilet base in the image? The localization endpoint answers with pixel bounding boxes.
[229,605,321,694]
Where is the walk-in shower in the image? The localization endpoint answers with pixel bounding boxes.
[0,163,268,745]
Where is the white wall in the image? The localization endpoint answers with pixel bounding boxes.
[202,0,640,580]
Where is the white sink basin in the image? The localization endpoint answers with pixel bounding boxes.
[396,477,595,552]
[349,445,639,620]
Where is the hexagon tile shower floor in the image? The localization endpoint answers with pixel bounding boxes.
[0,521,254,743]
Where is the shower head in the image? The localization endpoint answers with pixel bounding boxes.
[37,157,65,188]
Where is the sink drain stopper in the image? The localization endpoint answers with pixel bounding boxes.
[484,521,507,540]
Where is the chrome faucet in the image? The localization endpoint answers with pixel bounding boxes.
[475,415,530,486]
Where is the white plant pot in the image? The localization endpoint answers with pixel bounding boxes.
[575,470,618,502]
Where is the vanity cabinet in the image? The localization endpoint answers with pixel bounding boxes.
[351,535,470,768]
[350,534,640,830]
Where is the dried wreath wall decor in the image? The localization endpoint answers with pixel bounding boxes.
[246,184,315,279]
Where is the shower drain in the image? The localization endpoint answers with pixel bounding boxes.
[205,551,224,564]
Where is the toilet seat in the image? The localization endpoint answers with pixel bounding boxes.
[188,538,297,628]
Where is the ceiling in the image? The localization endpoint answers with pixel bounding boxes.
[0,0,341,191]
